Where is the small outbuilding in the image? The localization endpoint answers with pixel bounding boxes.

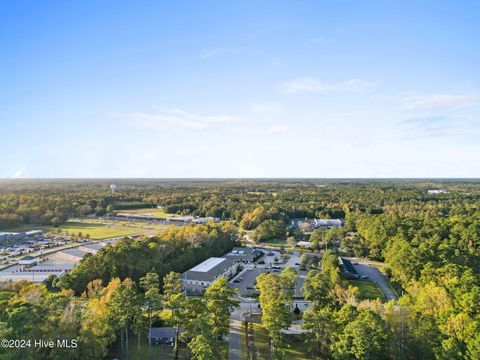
[148,327,184,344]
[18,255,37,267]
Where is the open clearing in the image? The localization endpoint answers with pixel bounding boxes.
[245,316,309,360]
[55,222,144,239]
[116,207,178,218]
[5,219,170,240]
[348,279,386,302]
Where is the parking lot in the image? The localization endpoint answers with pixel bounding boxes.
[229,249,308,298]
[352,261,398,301]
[232,268,267,296]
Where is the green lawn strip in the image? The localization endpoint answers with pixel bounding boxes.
[348,279,386,302]
[284,335,311,360]
[252,322,272,360]
[257,238,288,247]
[241,321,248,360]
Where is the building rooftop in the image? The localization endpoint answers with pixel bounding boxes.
[340,258,357,275]
[190,257,226,272]
[224,247,262,259]
[59,249,89,259]
[183,257,236,282]
[80,243,104,252]
[27,263,75,271]
[148,327,185,339]
[25,230,44,235]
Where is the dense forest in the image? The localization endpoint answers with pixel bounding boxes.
[0,222,239,359]
[0,179,479,359]
[2,178,480,230]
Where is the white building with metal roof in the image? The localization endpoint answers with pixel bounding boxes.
[182,257,239,293]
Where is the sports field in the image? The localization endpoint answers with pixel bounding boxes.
[55,222,144,239]
[116,208,178,218]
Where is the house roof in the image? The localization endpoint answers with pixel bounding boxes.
[340,258,357,274]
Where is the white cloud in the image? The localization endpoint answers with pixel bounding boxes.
[12,170,24,178]
[200,47,241,58]
[404,93,479,111]
[278,77,378,94]
[265,125,289,133]
[396,116,475,139]
[127,108,247,130]
[250,102,283,114]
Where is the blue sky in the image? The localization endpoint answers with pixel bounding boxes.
[1,0,479,178]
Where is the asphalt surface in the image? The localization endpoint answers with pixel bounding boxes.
[352,262,398,301]
[227,248,311,359]
[228,319,242,360]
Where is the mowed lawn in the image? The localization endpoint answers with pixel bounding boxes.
[56,222,144,239]
[117,208,178,218]
[248,318,310,360]
[348,279,386,302]
[6,220,168,240]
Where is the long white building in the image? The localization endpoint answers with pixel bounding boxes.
[182,257,239,293]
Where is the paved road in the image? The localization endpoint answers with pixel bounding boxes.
[228,319,242,360]
[353,262,398,301]
[228,302,253,360]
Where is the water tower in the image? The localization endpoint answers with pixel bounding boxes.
[110,184,117,193]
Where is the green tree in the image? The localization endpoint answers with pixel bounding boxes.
[256,268,297,358]
[140,272,162,359]
[163,272,186,360]
[107,278,141,360]
[204,276,239,338]
[332,309,389,360]
[287,236,296,247]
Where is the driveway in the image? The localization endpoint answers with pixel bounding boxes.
[228,318,242,360]
[352,262,398,301]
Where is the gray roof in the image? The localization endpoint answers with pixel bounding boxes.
[27,263,75,271]
[224,247,262,259]
[340,258,357,275]
[80,243,104,252]
[183,257,236,282]
[60,249,89,259]
[148,327,184,339]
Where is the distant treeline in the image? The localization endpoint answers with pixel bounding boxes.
[2,179,480,230]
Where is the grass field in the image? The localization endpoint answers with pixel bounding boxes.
[258,238,288,247]
[348,279,386,302]
[116,208,178,218]
[5,219,169,240]
[246,316,309,360]
[56,222,144,239]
